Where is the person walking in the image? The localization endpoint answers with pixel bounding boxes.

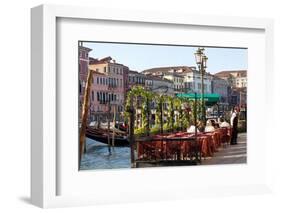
[230,107,238,145]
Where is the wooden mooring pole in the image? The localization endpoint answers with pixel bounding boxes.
[129,94,135,168]
[79,69,93,164]
[107,101,111,154]
[112,105,116,147]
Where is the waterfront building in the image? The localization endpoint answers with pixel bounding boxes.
[142,65,213,95]
[79,43,92,109]
[211,76,231,115]
[89,56,127,121]
[142,66,193,77]
[144,75,174,95]
[88,70,110,122]
[229,87,247,108]
[183,69,213,94]
[211,76,230,103]
[142,66,192,94]
[214,70,247,108]
[123,66,129,96]
[128,70,146,90]
[163,71,184,94]
[214,70,247,88]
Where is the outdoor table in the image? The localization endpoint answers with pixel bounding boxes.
[205,131,220,152]
[136,134,198,161]
[197,135,213,157]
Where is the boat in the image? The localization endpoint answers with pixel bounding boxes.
[85,127,129,147]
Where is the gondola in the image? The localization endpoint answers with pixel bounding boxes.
[85,127,129,147]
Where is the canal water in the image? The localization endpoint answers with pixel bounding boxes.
[80,137,131,170]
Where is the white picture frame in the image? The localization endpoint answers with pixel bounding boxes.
[31,4,274,208]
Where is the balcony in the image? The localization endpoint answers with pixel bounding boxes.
[108,83,118,89]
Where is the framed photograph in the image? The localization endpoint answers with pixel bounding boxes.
[31,4,274,208]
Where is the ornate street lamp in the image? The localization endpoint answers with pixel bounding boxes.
[194,47,208,125]
[194,48,204,66]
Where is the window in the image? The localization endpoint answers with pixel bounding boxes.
[198,83,201,90]
[92,91,94,101]
[102,92,105,102]
[97,92,100,101]
[97,77,99,84]
[104,67,107,73]
[117,79,119,86]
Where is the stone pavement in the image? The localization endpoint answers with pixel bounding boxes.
[201,132,247,165]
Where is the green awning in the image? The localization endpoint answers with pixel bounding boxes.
[176,93,220,105]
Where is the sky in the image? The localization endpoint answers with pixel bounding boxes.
[83,41,247,74]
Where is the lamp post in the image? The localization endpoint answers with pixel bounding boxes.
[194,47,208,125]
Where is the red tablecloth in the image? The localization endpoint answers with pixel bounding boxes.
[137,128,232,161]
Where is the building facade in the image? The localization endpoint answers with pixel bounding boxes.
[163,71,184,94]
[183,70,213,94]
[214,70,247,108]
[128,70,146,89]
[211,76,229,103]
[79,43,92,110]
[89,70,110,121]
[145,75,174,95]
[142,65,213,95]
[214,70,247,88]
[89,57,127,121]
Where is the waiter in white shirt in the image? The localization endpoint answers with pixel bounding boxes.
[230,108,238,145]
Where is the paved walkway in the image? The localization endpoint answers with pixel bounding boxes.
[201,133,247,165]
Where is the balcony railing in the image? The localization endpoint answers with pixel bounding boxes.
[99,99,119,105]
[108,84,118,89]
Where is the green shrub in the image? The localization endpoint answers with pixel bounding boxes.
[150,125,160,135]
[134,127,146,137]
